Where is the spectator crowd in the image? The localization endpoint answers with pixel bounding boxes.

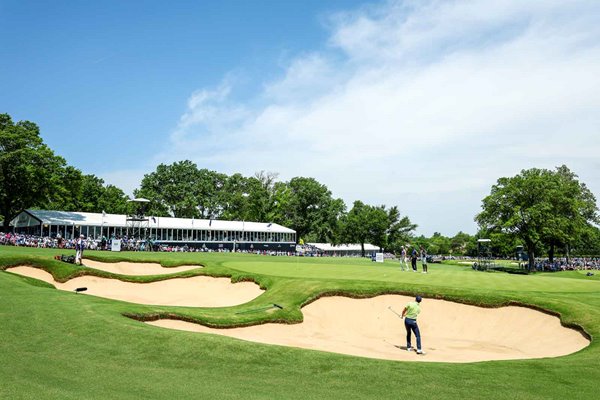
[1,232,297,256]
[534,257,600,271]
[3,232,598,268]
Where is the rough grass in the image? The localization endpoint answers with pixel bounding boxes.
[1,246,598,399]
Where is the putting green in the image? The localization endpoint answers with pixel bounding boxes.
[223,260,600,293]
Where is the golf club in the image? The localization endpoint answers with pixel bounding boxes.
[387,306,403,318]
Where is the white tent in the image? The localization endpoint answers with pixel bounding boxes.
[10,209,296,247]
[308,243,380,256]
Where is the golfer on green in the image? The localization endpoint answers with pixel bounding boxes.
[402,295,423,354]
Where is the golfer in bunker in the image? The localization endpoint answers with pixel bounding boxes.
[402,295,423,354]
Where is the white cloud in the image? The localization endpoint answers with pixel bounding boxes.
[161,0,600,235]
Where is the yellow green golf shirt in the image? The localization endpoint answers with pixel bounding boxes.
[405,301,421,319]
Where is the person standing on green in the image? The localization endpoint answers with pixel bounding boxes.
[400,246,409,271]
[402,295,423,354]
[410,247,418,272]
[420,245,428,274]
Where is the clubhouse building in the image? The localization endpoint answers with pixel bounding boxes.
[9,209,296,251]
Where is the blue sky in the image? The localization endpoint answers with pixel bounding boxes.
[2,0,600,236]
[1,0,360,170]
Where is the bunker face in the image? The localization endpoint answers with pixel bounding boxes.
[8,266,263,307]
[82,259,202,275]
[147,295,589,363]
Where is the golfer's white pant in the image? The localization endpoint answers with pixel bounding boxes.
[76,250,82,264]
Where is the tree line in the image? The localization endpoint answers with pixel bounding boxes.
[133,161,418,254]
[0,113,417,254]
[0,113,129,232]
[475,165,600,270]
[2,112,598,262]
[412,167,600,265]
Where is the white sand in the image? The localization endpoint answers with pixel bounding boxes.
[8,266,263,307]
[82,259,202,275]
[147,295,589,363]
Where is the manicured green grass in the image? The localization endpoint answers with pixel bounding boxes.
[1,246,599,399]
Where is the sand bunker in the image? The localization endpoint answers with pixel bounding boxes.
[147,294,589,363]
[8,266,263,307]
[82,259,202,275]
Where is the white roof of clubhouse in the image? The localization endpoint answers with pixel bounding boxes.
[11,209,295,234]
[309,243,380,252]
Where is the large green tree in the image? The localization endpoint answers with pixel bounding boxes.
[48,173,129,215]
[97,184,129,214]
[475,166,599,270]
[363,205,389,251]
[245,171,280,223]
[0,113,67,230]
[270,181,292,226]
[196,168,227,219]
[219,173,251,221]
[450,231,476,256]
[425,232,451,255]
[41,165,83,211]
[310,197,346,244]
[475,228,521,258]
[283,177,344,243]
[135,161,208,218]
[385,206,417,253]
[542,165,599,261]
[79,174,106,212]
[571,224,600,256]
[341,200,371,256]
[342,202,416,256]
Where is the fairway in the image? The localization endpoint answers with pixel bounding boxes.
[1,246,599,400]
